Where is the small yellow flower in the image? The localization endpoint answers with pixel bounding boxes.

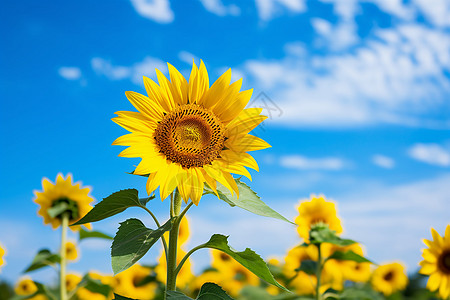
[15,277,47,300]
[419,225,450,299]
[371,262,408,296]
[0,243,6,272]
[295,195,343,241]
[189,270,223,296]
[33,174,94,230]
[112,61,270,205]
[113,264,157,300]
[65,241,79,261]
[65,273,82,292]
[155,248,194,289]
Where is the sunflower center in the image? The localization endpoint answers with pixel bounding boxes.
[383,271,394,282]
[438,250,450,274]
[154,104,225,168]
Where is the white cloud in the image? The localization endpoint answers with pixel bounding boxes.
[58,67,82,80]
[242,24,450,128]
[130,0,174,23]
[178,51,199,65]
[280,155,347,170]
[255,0,306,21]
[372,154,395,169]
[408,143,450,167]
[91,56,166,85]
[199,0,240,16]
[412,0,450,28]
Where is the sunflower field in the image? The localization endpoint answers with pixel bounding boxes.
[0,61,449,300]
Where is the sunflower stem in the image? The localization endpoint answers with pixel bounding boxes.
[165,190,182,299]
[60,212,69,300]
[315,243,323,300]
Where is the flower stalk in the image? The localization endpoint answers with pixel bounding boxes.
[165,190,182,298]
[315,243,323,300]
[60,212,69,300]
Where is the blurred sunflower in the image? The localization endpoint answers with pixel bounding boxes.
[33,174,93,230]
[113,264,157,300]
[371,262,408,296]
[189,270,223,297]
[0,243,5,272]
[65,273,82,292]
[155,248,194,289]
[295,195,342,241]
[325,243,371,283]
[65,241,79,261]
[15,277,47,300]
[78,272,114,300]
[163,215,190,248]
[419,225,450,299]
[112,61,270,205]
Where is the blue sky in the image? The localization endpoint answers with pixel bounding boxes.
[1,0,450,285]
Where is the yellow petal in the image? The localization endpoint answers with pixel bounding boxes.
[217,88,253,123]
[168,63,188,106]
[427,272,441,291]
[125,91,164,120]
[156,69,176,111]
[212,78,242,117]
[143,76,170,113]
[112,111,156,133]
[199,68,231,108]
[226,114,267,137]
[225,134,271,153]
[220,151,259,171]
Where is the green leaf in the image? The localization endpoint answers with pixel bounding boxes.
[114,294,138,300]
[23,249,60,273]
[79,228,113,241]
[80,274,113,297]
[294,260,317,275]
[339,287,384,300]
[202,234,289,292]
[327,250,372,264]
[72,189,147,225]
[166,291,194,300]
[309,226,355,246]
[111,218,172,275]
[197,283,234,300]
[204,178,293,224]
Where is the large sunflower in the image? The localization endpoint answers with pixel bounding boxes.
[295,195,343,241]
[371,262,408,296]
[33,174,93,230]
[419,225,450,299]
[112,61,270,205]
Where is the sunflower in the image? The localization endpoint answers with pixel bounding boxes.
[295,195,343,241]
[15,277,47,300]
[189,270,223,297]
[112,61,270,205]
[33,174,93,230]
[155,248,194,289]
[113,264,157,300]
[65,241,79,261]
[419,225,450,299]
[65,273,82,292]
[0,243,5,272]
[77,271,114,300]
[371,262,408,296]
[325,243,371,283]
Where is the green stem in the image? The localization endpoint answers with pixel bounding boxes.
[142,206,168,262]
[60,213,69,300]
[174,243,206,276]
[165,190,182,299]
[316,243,323,300]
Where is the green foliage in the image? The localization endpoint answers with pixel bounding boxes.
[309,225,355,246]
[167,282,234,300]
[10,281,56,300]
[204,178,293,224]
[23,249,60,273]
[202,234,289,292]
[326,250,372,264]
[79,228,113,241]
[295,260,317,275]
[76,274,113,297]
[0,280,14,300]
[72,189,153,225]
[114,293,137,300]
[111,218,172,274]
[335,286,384,300]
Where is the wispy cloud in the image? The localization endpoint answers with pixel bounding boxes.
[91,56,166,84]
[280,155,347,170]
[178,51,199,65]
[58,67,82,80]
[255,0,306,21]
[408,143,450,167]
[199,0,240,16]
[372,154,395,169]
[130,0,174,23]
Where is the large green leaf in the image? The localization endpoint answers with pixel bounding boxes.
[202,234,289,292]
[204,178,293,224]
[111,218,172,275]
[327,250,372,264]
[79,228,113,241]
[23,249,60,273]
[167,283,234,300]
[72,189,151,225]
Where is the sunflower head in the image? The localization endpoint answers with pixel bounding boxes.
[33,173,94,230]
[113,264,157,300]
[65,241,79,261]
[112,61,270,205]
[295,195,343,242]
[419,225,450,299]
[65,273,82,292]
[0,243,6,272]
[371,262,408,296]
